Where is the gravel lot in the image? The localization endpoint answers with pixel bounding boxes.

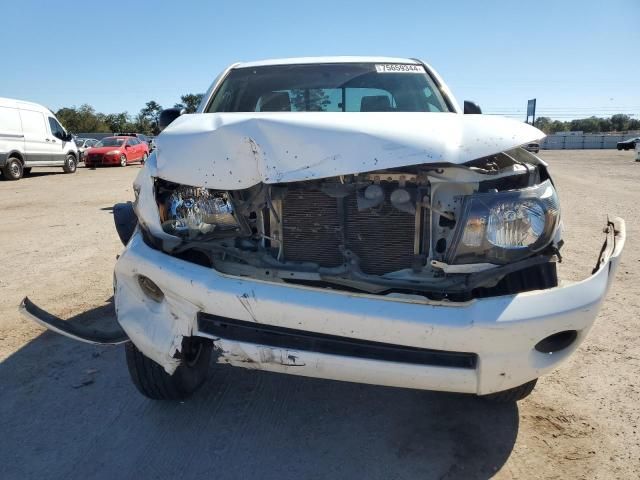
[0,150,638,479]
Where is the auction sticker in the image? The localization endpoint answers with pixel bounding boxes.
[375,64,425,73]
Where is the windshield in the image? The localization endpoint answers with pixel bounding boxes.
[96,137,125,147]
[206,63,451,113]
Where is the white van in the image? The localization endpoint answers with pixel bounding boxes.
[0,97,79,180]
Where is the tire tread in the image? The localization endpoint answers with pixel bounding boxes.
[125,341,211,400]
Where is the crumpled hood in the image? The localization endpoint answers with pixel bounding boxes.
[155,112,544,189]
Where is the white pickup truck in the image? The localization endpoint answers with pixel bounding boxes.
[22,57,625,403]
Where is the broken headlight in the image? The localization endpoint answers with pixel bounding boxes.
[158,185,241,239]
[447,180,560,264]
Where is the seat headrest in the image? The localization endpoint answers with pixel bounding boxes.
[360,95,391,112]
[260,92,291,112]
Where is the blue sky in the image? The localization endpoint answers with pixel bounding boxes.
[1,0,638,120]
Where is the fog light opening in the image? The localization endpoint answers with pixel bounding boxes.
[138,275,164,302]
[534,330,578,354]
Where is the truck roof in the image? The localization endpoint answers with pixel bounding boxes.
[234,56,421,69]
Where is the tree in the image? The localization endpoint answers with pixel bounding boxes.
[597,117,612,132]
[55,104,110,133]
[132,113,154,135]
[610,114,631,132]
[174,93,204,113]
[139,101,163,124]
[549,120,568,134]
[629,119,640,130]
[104,112,130,133]
[290,89,330,111]
[534,117,552,133]
[137,101,163,135]
[569,117,600,133]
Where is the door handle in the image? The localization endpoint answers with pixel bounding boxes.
[51,139,57,143]
[45,139,50,142]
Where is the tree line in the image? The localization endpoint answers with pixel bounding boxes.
[534,114,640,134]
[55,93,203,135]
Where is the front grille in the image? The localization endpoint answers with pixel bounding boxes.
[198,313,478,369]
[282,186,417,274]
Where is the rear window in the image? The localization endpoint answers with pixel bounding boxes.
[206,63,450,113]
[96,137,125,147]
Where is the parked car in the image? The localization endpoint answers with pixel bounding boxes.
[21,57,625,403]
[523,141,540,153]
[74,137,99,160]
[617,137,640,150]
[0,97,79,180]
[84,136,149,167]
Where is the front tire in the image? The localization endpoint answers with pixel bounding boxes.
[125,337,213,400]
[2,157,23,180]
[62,154,77,173]
[119,154,127,167]
[482,379,537,403]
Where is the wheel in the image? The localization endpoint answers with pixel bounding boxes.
[119,154,127,167]
[141,152,148,164]
[23,167,32,175]
[2,157,23,180]
[617,146,623,150]
[62,154,77,173]
[125,337,213,400]
[482,379,537,403]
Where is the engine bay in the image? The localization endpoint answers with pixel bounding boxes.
[148,148,560,299]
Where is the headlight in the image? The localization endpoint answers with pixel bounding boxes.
[446,180,560,264]
[106,150,120,156]
[158,185,241,239]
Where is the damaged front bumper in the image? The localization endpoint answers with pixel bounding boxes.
[113,217,624,395]
[21,218,625,396]
[19,297,129,345]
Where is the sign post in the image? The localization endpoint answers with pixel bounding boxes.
[526,99,536,125]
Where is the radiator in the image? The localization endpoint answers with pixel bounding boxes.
[282,187,418,275]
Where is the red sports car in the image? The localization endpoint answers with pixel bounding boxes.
[84,136,149,167]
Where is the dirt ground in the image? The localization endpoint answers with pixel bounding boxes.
[0,150,638,479]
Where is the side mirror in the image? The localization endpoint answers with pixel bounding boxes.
[463,101,482,114]
[158,108,186,131]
